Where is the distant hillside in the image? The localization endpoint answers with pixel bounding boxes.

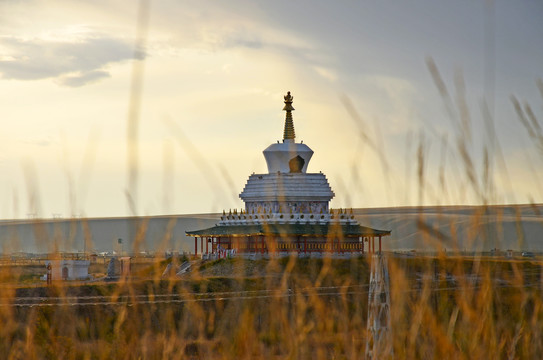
[0,214,218,254]
[1,204,542,253]
[352,204,543,252]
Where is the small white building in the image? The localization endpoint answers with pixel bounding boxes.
[45,260,91,281]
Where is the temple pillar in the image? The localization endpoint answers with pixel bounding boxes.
[194,237,198,256]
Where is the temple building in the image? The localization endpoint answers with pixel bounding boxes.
[187,92,390,257]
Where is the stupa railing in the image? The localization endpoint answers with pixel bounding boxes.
[218,212,358,226]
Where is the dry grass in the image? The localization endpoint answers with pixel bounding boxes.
[0,256,542,359]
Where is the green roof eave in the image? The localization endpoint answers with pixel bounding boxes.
[186,223,391,237]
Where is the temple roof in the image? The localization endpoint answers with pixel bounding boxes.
[186,223,391,237]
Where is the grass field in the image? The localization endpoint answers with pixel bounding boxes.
[1,255,541,359]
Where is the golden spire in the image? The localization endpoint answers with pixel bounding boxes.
[282,91,295,141]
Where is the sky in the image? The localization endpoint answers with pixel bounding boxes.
[0,0,542,219]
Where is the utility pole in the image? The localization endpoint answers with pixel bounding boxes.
[366,253,392,359]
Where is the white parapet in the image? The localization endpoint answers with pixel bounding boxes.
[218,212,358,226]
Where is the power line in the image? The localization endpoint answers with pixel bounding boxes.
[1,290,368,308]
[1,281,538,308]
[3,284,371,303]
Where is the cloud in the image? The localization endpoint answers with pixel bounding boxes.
[57,70,110,87]
[312,66,337,82]
[0,33,144,86]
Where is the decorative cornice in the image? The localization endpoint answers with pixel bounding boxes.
[239,172,335,202]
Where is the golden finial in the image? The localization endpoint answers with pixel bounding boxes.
[283,91,294,111]
[282,91,295,141]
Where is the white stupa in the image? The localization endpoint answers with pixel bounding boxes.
[187,92,390,257]
[239,91,336,218]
